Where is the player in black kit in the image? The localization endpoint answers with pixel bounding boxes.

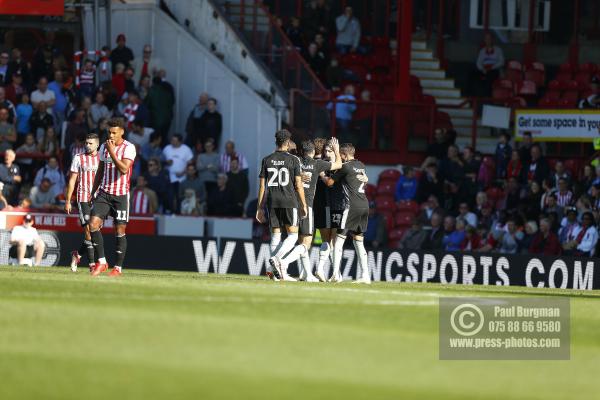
[321,143,371,284]
[256,129,308,281]
[277,138,342,281]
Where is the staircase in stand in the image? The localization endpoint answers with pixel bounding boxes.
[410,39,496,153]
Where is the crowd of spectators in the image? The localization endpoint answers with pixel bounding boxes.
[0,33,248,217]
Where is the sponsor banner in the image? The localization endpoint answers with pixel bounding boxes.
[6,233,597,290]
[0,0,64,16]
[0,211,155,235]
[514,109,600,142]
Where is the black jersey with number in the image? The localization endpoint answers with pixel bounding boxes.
[301,156,332,207]
[329,177,348,210]
[259,150,301,208]
[332,159,369,209]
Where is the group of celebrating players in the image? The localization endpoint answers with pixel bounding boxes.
[256,129,371,284]
[65,118,135,276]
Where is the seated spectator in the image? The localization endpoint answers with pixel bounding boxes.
[522,180,542,220]
[179,164,207,210]
[559,206,580,245]
[0,149,21,205]
[417,163,444,203]
[64,109,88,150]
[123,91,149,130]
[362,202,387,249]
[543,193,563,221]
[7,48,31,89]
[461,225,483,251]
[562,212,598,257]
[495,133,512,179]
[0,86,16,123]
[30,77,55,112]
[30,177,58,209]
[551,161,571,190]
[130,175,158,215]
[33,156,65,198]
[477,203,495,232]
[38,126,60,157]
[207,173,236,216]
[0,107,16,151]
[90,91,112,126]
[305,42,327,77]
[462,146,481,184]
[422,212,444,250]
[474,192,488,215]
[128,118,153,149]
[506,149,523,182]
[556,178,574,207]
[582,165,595,194]
[326,84,356,144]
[504,176,522,212]
[474,31,504,96]
[145,157,172,213]
[220,140,248,173]
[10,214,45,265]
[140,132,163,167]
[15,93,32,142]
[525,144,550,184]
[520,221,538,253]
[590,183,600,210]
[286,17,304,49]
[6,72,24,107]
[443,216,465,251]
[16,133,38,182]
[497,219,523,254]
[180,188,202,216]
[0,182,8,210]
[335,7,362,54]
[197,98,222,148]
[162,134,194,212]
[226,158,249,216]
[457,202,478,228]
[529,217,561,255]
[30,101,54,143]
[395,167,417,202]
[398,218,427,250]
[416,194,443,226]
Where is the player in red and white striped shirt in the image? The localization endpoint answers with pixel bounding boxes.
[89,118,137,277]
[65,133,100,272]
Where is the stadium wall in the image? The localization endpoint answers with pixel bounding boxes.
[10,231,598,290]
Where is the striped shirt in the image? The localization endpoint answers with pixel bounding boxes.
[99,140,136,196]
[123,103,139,129]
[70,144,86,160]
[70,152,100,202]
[556,190,573,207]
[80,68,95,86]
[220,151,248,173]
[131,188,149,214]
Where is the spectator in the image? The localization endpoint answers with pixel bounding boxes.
[417,195,443,226]
[0,149,21,205]
[474,31,504,96]
[314,33,330,62]
[112,63,126,98]
[145,76,175,143]
[29,101,54,144]
[525,144,550,184]
[335,7,361,54]
[506,149,523,182]
[38,126,60,158]
[477,203,495,232]
[197,138,220,193]
[443,216,465,251]
[5,71,24,104]
[32,36,57,82]
[33,156,65,198]
[110,34,135,72]
[137,75,151,100]
[90,91,112,126]
[556,178,574,207]
[185,92,210,149]
[495,132,512,179]
[123,91,149,130]
[504,176,522,211]
[6,48,31,90]
[10,214,45,265]
[395,167,417,201]
[354,89,374,149]
[206,173,235,216]
[130,175,158,215]
[326,84,356,143]
[226,158,249,216]
[364,202,388,249]
[180,188,202,216]
[179,164,207,210]
[416,162,444,203]
[520,221,538,253]
[286,17,304,49]
[157,69,175,101]
[529,217,561,255]
[426,128,449,161]
[522,180,542,220]
[457,202,478,228]
[191,97,222,149]
[0,86,16,123]
[64,109,88,150]
[305,42,327,77]
[462,146,481,187]
[78,59,96,99]
[124,67,136,94]
[128,118,154,150]
[461,225,483,251]
[162,134,194,212]
[145,157,172,212]
[304,0,331,40]
[141,132,163,167]
[133,45,158,84]
[80,96,94,131]
[0,51,8,83]
[498,219,524,254]
[98,46,113,84]
[559,207,580,245]
[582,165,594,193]
[398,218,427,250]
[551,161,571,190]
[518,131,533,166]
[15,93,32,142]
[326,58,343,90]
[220,140,249,173]
[562,212,598,256]
[16,133,38,181]
[30,177,57,209]
[0,107,16,152]
[31,77,55,113]
[422,212,445,250]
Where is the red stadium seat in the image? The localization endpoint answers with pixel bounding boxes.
[365,183,377,198]
[559,62,575,73]
[524,69,545,87]
[492,87,512,100]
[379,168,401,182]
[548,80,561,91]
[380,210,395,231]
[538,97,560,108]
[544,90,561,100]
[555,71,572,83]
[578,62,597,73]
[516,80,537,96]
[562,90,579,102]
[396,200,419,213]
[506,68,523,83]
[558,98,577,108]
[394,212,413,228]
[376,181,396,196]
[506,60,523,71]
[510,96,527,108]
[574,71,592,88]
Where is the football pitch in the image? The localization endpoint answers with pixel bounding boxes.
[0,266,598,400]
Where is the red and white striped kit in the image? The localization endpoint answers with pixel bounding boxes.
[99,140,137,196]
[69,152,100,203]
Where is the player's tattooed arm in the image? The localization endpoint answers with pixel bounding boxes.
[255,177,267,223]
[64,172,78,214]
[329,137,343,171]
[90,161,104,198]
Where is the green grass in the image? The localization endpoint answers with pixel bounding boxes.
[0,266,599,400]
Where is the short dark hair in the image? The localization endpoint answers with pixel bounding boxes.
[301,140,315,155]
[108,117,125,129]
[313,137,326,155]
[172,133,183,142]
[275,129,292,147]
[340,143,355,156]
[86,133,99,141]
